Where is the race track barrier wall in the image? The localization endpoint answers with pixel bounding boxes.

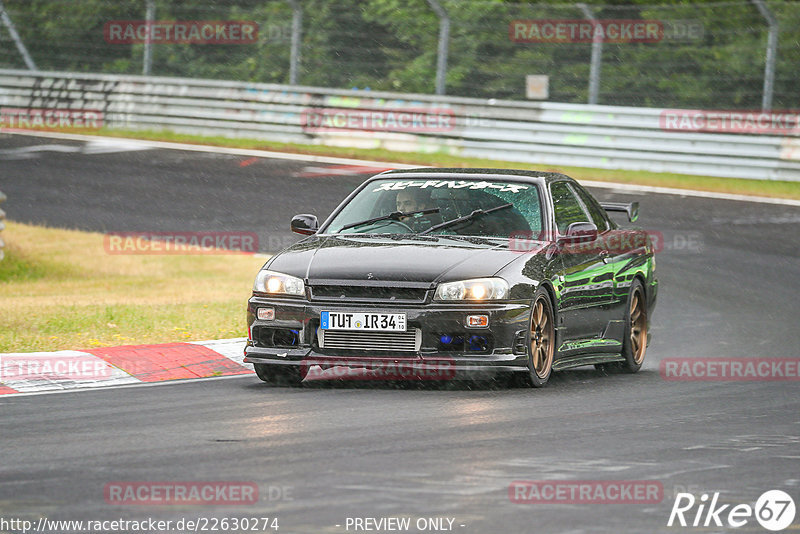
[1,69,799,181]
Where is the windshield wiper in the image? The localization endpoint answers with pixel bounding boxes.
[338,208,440,232]
[419,203,513,235]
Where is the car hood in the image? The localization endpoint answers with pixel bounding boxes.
[266,234,531,285]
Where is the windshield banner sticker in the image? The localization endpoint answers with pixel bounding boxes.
[373,180,529,193]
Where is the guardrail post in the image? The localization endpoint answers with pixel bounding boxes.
[142,0,155,75]
[287,0,303,85]
[0,0,37,71]
[0,190,6,261]
[751,0,778,111]
[426,0,450,95]
[577,3,601,105]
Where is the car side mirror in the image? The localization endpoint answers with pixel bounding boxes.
[291,214,318,235]
[559,222,598,244]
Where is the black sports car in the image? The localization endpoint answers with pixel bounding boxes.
[244,168,657,387]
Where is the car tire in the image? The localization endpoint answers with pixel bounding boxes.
[518,288,555,388]
[597,279,647,374]
[254,364,304,387]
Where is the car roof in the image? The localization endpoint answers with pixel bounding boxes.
[376,167,577,186]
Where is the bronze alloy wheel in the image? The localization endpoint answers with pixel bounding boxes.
[530,294,554,380]
[629,286,647,365]
[595,279,647,374]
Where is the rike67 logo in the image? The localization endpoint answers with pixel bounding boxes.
[668,490,796,531]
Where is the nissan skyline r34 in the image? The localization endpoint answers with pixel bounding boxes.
[244,168,657,388]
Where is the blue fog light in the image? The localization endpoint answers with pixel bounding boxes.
[468,335,488,351]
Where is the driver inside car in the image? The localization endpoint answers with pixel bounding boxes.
[395,189,442,231]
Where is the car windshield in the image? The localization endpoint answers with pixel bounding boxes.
[324,177,543,238]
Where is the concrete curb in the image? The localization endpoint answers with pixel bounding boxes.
[0,338,252,395]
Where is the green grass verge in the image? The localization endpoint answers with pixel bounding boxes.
[0,222,266,353]
[53,126,800,200]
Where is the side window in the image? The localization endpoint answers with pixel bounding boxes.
[550,181,590,234]
[570,183,609,232]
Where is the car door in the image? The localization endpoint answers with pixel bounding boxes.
[570,182,629,317]
[549,181,615,341]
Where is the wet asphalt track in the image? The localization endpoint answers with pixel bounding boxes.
[1,133,799,533]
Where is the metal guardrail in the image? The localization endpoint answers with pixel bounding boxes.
[0,189,5,261]
[1,69,799,181]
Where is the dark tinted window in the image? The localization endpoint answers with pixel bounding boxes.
[571,183,609,231]
[550,181,590,234]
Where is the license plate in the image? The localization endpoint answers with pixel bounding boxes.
[320,311,406,331]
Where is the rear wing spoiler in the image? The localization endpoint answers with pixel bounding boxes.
[600,201,639,223]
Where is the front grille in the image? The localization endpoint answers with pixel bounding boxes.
[318,328,421,352]
[310,285,428,302]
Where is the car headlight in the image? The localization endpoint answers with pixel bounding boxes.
[434,277,509,301]
[253,270,305,296]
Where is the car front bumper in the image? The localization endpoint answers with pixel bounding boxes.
[243,295,533,376]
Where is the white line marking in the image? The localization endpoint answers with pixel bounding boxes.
[295,164,394,178]
[6,130,421,168]
[581,179,800,207]
[81,139,155,154]
[0,144,80,159]
[649,464,733,480]
[0,139,153,159]
[0,373,253,398]
[10,130,799,206]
